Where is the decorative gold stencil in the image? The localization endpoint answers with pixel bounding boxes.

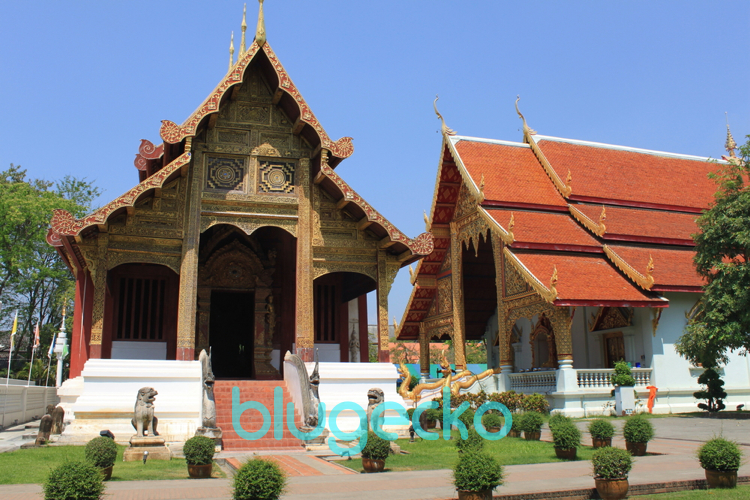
[207,156,245,191]
[258,160,295,193]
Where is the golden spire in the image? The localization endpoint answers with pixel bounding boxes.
[423,210,430,231]
[549,266,558,296]
[508,212,515,233]
[515,95,537,138]
[433,95,456,136]
[255,0,266,48]
[725,112,737,158]
[240,3,247,55]
[228,31,235,71]
[408,265,416,285]
[598,206,607,235]
[393,316,399,332]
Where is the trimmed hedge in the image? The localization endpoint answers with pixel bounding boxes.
[455,427,484,454]
[697,438,742,472]
[453,452,504,492]
[233,457,287,500]
[623,416,654,444]
[592,447,632,479]
[551,421,581,450]
[183,435,215,466]
[588,419,615,440]
[44,461,104,500]
[85,436,117,469]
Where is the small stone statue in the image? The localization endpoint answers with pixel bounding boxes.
[284,349,320,429]
[35,408,53,445]
[366,388,385,432]
[349,324,360,362]
[131,387,159,437]
[195,349,222,442]
[51,406,65,435]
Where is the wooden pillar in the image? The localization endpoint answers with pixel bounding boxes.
[70,268,91,378]
[492,234,511,367]
[89,234,108,359]
[176,141,200,361]
[254,287,279,379]
[419,322,430,379]
[449,222,467,370]
[195,288,211,356]
[358,294,368,362]
[295,157,314,362]
[376,249,396,363]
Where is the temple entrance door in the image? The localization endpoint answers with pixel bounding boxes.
[209,291,255,378]
[604,332,625,368]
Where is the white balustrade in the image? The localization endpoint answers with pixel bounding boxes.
[576,368,651,389]
[508,371,557,394]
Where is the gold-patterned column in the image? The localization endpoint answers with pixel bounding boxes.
[492,234,511,367]
[376,249,397,363]
[419,322,430,379]
[196,287,211,355]
[449,221,467,370]
[295,157,314,362]
[550,306,574,367]
[89,234,109,359]
[176,144,201,361]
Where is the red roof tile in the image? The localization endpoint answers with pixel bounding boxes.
[536,138,718,210]
[484,209,600,249]
[607,244,704,290]
[452,139,567,208]
[572,204,698,244]
[511,251,666,304]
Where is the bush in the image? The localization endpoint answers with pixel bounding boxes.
[588,419,616,440]
[361,431,391,461]
[452,452,504,492]
[44,461,105,500]
[452,391,489,411]
[458,408,475,429]
[482,412,504,429]
[697,438,743,472]
[694,368,727,413]
[425,408,442,423]
[611,360,636,387]
[85,436,117,469]
[233,457,287,500]
[517,412,544,433]
[592,447,633,479]
[456,428,484,454]
[548,413,572,431]
[407,408,416,421]
[489,390,525,412]
[183,435,216,466]
[522,393,549,414]
[623,416,654,444]
[551,422,581,450]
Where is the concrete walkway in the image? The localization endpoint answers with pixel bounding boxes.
[1,415,749,500]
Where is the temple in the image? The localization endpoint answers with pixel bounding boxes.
[396,97,750,415]
[47,3,429,446]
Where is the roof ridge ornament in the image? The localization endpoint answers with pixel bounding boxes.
[228,32,235,72]
[433,95,456,136]
[725,112,737,158]
[515,95,537,139]
[508,212,515,240]
[423,210,430,231]
[240,4,247,55]
[598,206,607,234]
[255,0,266,48]
[549,266,558,297]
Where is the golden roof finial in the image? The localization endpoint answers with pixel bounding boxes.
[255,0,266,48]
[515,95,537,138]
[549,266,558,295]
[423,210,430,231]
[393,316,399,331]
[240,3,247,55]
[598,206,607,236]
[408,265,416,285]
[433,95,456,136]
[725,112,737,158]
[228,31,235,72]
[565,170,572,189]
[508,212,515,232]
[646,255,655,277]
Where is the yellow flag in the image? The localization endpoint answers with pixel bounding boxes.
[9,310,18,352]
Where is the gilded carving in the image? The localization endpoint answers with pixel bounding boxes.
[206,156,246,191]
[295,157,314,351]
[453,184,477,221]
[504,253,528,296]
[449,221,467,368]
[437,277,452,314]
[106,250,181,275]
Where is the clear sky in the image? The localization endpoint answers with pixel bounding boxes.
[1,1,748,325]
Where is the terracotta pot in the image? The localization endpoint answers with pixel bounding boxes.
[508,429,521,438]
[705,469,738,489]
[487,427,501,433]
[425,420,437,429]
[592,437,612,449]
[594,477,629,500]
[101,466,113,481]
[625,441,647,456]
[524,431,541,441]
[187,463,213,479]
[554,447,577,460]
[362,458,386,473]
[457,489,492,500]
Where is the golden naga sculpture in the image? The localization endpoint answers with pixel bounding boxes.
[397,354,501,402]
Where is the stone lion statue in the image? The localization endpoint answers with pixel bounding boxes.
[366,388,385,432]
[131,387,159,437]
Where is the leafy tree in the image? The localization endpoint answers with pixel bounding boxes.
[0,164,99,381]
[676,137,750,367]
[694,367,727,412]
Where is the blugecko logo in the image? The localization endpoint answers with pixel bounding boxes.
[232,386,513,456]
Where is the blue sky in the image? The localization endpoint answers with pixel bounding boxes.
[1,1,748,324]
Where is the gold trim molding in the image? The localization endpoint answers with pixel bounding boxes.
[502,247,558,303]
[603,244,654,290]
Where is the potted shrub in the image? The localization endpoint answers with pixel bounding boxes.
[458,408,475,430]
[452,451,504,500]
[361,431,391,473]
[623,415,654,456]
[44,461,105,500]
[588,418,615,448]
[425,408,441,430]
[518,411,544,440]
[548,412,572,432]
[183,435,216,478]
[551,421,581,460]
[233,457,287,500]
[592,447,632,500]
[697,437,743,488]
[611,361,636,416]
[85,436,118,480]
[456,428,484,454]
[481,412,504,433]
[521,393,550,413]
[508,414,521,438]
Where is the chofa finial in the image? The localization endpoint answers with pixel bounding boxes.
[725,112,737,158]
[240,3,247,55]
[228,31,235,72]
[255,0,266,48]
[515,95,537,138]
[433,95,456,136]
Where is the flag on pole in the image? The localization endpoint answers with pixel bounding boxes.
[48,332,57,358]
[9,310,18,353]
[33,322,40,351]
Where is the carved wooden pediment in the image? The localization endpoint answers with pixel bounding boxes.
[589,307,633,332]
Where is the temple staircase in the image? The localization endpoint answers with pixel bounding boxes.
[214,380,305,451]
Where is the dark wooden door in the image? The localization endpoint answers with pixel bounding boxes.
[209,291,255,378]
[604,332,625,368]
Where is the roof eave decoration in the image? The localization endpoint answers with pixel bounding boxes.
[602,244,655,290]
[515,96,572,198]
[51,150,192,237]
[502,247,558,303]
[133,139,164,172]
[159,42,353,162]
[478,207,514,245]
[568,204,606,237]
[318,159,434,259]
[446,137,485,205]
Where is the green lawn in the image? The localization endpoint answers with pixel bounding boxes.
[638,485,750,499]
[0,444,224,484]
[339,431,596,473]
